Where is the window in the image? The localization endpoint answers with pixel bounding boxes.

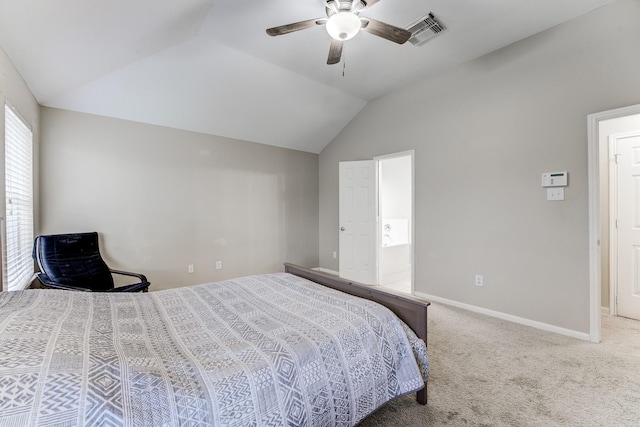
[4,103,34,291]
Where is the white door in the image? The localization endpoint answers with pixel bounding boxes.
[613,131,640,320]
[339,160,377,284]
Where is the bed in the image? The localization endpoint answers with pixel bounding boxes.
[0,263,429,426]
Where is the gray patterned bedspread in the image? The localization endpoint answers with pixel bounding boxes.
[0,273,428,426]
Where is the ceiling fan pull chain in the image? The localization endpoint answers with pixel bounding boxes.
[342,51,346,77]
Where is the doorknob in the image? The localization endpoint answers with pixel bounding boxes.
[340,227,346,231]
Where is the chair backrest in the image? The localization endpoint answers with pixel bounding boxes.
[33,232,114,291]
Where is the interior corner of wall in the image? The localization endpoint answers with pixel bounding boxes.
[0,72,5,99]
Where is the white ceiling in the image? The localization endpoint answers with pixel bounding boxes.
[0,0,615,153]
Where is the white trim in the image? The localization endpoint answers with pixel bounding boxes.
[410,151,415,296]
[588,103,640,343]
[416,291,591,341]
[601,306,610,316]
[587,110,602,343]
[609,134,618,317]
[374,150,416,161]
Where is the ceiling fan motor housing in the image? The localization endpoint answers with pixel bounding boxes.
[326,12,362,40]
[325,0,366,15]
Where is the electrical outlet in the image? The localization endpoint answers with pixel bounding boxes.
[216,261,222,270]
[333,251,337,259]
[188,264,194,274]
[475,275,484,287]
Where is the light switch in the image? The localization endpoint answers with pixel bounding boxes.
[547,188,564,201]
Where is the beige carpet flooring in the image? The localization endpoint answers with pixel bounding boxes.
[359,303,640,426]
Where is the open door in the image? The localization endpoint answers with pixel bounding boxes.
[339,160,377,284]
[612,130,640,320]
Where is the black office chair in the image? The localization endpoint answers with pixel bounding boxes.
[32,232,150,292]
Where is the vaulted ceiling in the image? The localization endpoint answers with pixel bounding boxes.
[0,0,614,153]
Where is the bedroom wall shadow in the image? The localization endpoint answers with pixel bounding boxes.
[39,107,319,291]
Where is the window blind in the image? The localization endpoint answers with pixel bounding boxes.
[4,103,34,291]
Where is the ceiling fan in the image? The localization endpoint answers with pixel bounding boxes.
[266,0,412,65]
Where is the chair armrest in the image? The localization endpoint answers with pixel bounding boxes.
[35,273,92,292]
[105,281,150,293]
[109,269,150,292]
[109,269,148,283]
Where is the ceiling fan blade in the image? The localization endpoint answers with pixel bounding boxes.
[266,18,326,36]
[327,39,343,65]
[360,18,412,44]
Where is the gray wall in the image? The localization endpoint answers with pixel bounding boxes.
[319,0,640,334]
[40,107,319,291]
[0,47,40,291]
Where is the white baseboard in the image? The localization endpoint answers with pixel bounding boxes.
[415,291,591,342]
[601,307,610,316]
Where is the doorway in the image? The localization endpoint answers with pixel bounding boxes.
[603,115,640,321]
[588,104,640,341]
[377,152,413,294]
[338,151,414,294]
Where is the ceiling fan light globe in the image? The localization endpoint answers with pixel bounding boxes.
[326,12,361,41]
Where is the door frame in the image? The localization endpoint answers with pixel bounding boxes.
[609,132,620,317]
[588,103,640,343]
[374,150,415,294]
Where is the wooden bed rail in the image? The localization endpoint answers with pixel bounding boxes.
[284,263,430,405]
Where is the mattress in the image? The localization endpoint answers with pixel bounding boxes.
[0,272,428,426]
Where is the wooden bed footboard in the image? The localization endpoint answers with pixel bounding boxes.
[284,263,430,405]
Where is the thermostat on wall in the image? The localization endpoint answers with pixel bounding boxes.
[542,171,568,187]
